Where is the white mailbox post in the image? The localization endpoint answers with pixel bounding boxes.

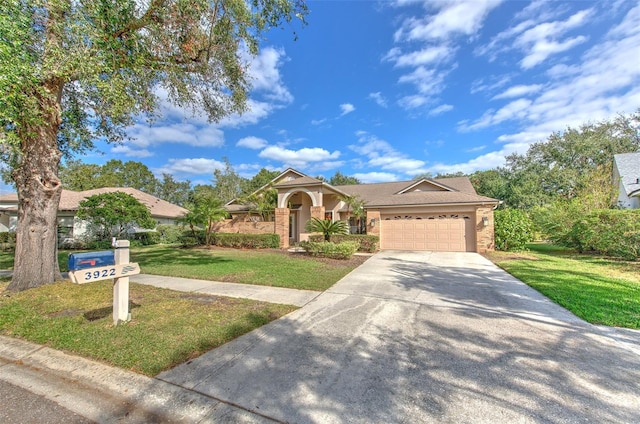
[113,239,131,325]
[68,239,140,325]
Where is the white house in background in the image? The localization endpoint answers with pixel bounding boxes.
[0,187,187,239]
[613,152,640,209]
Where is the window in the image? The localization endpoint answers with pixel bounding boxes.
[324,211,334,221]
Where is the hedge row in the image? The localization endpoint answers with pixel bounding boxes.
[569,209,640,260]
[300,240,360,259]
[308,234,379,252]
[179,231,280,249]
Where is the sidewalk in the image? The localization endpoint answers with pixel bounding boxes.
[0,335,274,423]
[131,274,321,307]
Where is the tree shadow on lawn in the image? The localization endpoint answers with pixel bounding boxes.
[154,287,640,423]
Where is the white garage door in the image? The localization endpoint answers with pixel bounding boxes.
[380,215,470,251]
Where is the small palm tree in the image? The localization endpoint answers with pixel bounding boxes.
[305,218,348,242]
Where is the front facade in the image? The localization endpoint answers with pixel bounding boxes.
[228,169,500,253]
[613,152,640,209]
[0,187,187,240]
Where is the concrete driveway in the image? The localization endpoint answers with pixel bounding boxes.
[158,251,640,423]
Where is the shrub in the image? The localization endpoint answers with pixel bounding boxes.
[300,240,360,259]
[569,209,640,260]
[130,231,161,246]
[155,224,183,244]
[494,209,534,251]
[308,234,378,252]
[0,232,16,243]
[213,233,280,249]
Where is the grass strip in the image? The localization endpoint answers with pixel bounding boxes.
[486,243,640,329]
[0,280,296,376]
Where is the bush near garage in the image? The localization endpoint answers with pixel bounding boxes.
[494,208,535,251]
[309,234,378,252]
[300,240,360,259]
[569,209,640,260]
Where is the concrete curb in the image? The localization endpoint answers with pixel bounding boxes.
[0,335,275,423]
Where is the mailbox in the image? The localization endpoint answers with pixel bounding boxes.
[68,251,115,271]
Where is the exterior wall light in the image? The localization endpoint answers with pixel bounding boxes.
[370,218,376,227]
[482,216,489,226]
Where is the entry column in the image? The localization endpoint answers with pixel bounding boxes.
[275,207,290,248]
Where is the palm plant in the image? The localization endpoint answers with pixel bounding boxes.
[305,218,348,242]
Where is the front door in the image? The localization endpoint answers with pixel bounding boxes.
[289,213,297,243]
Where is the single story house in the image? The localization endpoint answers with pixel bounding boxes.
[0,187,187,240]
[226,168,500,252]
[613,152,640,209]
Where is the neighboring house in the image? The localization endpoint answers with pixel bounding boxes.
[0,187,187,240]
[613,152,640,209]
[226,168,500,252]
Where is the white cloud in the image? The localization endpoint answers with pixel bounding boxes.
[247,46,293,104]
[259,146,341,169]
[352,172,399,183]
[492,84,543,100]
[236,136,268,150]
[384,45,453,67]
[368,92,388,108]
[110,145,153,158]
[428,104,453,116]
[520,35,588,69]
[349,131,427,176]
[128,123,225,149]
[340,103,356,116]
[398,66,448,100]
[459,98,532,131]
[311,118,328,126]
[461,3,640,136]
[157,158,226,175]
[394,0,504,42]
[477,7,593,69]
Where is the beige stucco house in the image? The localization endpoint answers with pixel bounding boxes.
[0,187,187,240]
[226,168,500,252]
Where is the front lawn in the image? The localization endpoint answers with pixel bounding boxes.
[0,245,368,291]
[0,280,295,376]
[485,243,640,329]
[131,245,366,291]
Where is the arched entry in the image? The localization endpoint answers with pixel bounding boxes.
[278,189,317,246]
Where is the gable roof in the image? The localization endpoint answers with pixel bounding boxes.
[334,177,498,207]
[614,152,640,197]
[0,188,187,218]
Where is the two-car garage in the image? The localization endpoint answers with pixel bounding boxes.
[379,213,476,252]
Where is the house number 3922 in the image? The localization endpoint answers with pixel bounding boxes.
[84,268,117,280]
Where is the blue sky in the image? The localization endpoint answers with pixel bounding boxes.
[88,0,639,186]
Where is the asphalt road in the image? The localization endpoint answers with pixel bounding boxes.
[0,379,94,424]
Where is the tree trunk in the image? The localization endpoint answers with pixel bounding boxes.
[7,89,63,292]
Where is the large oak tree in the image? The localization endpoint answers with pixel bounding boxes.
[0,0,306,291]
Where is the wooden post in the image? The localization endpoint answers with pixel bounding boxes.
[113,240,130,325]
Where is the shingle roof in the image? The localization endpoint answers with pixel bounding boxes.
[0,188,187,218]
[333,177,498,207]
[614,152,640,196]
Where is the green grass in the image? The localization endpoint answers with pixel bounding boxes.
[130,245,363,291]
[0,245,365,291]
[0,279,296,376]
[486,243,640,328]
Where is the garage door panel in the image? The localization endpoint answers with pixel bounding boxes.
[381,216,470,252]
